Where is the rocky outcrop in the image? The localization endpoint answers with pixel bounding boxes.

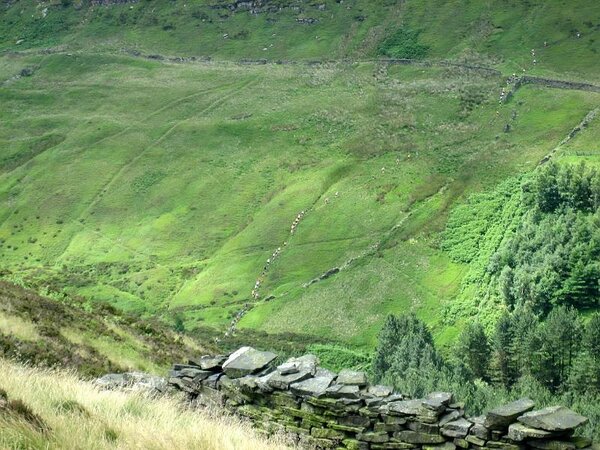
[168,346,594,450]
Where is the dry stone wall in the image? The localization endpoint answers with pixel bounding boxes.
[168,347,595,450]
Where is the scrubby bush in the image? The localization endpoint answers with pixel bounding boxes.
[378,28,429,59]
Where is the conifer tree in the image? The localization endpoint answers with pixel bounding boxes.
[455,322,490,381]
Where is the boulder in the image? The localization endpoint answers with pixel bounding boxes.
[517,406,588,432]
[337,369,368,386]
[484,398,535,430]
[507,423,554,441]
[441,418,472,438]
[221,346,277,379]
[291,374,335,397]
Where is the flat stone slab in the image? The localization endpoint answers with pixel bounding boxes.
[267,369,313,390]
[356,431,389,443]
[277,361,299,375]
[315,367,336,379]
[179,368,212,379]
[173,364,199,371]
[517,406,588,432]
[484,398,535,430]
[422,392,453,411]
[386,399,425,416]
[508,423,554,441]
[337,369,368,386]
[466,435,486,447]
[422,443,457,450]
[222,346,277,379]
[439,410,462,427]
[528,437,592,450]
[325,384,361,399]
[189,355,227,371]
[290,374,335,397]
[277,354,318,376]
[394,430,445,444]
[368,385,393,398]
[97,372,167,393]
[441,418,472,438]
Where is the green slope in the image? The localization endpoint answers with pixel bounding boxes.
[0,280,210,376]
[1,0,599,79]
[0,0,599,350]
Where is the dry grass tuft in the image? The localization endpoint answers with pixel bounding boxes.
[0,359,294,450]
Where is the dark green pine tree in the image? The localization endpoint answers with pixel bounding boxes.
[535,306,582,391]
[455,322,491,381]
[372,313,442,389]
[509,305,540,378]
[570,313,600,394]
[372,314,402,381]
[492,312,516,388]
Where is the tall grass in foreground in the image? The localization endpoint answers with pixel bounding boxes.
[0,359,293,450]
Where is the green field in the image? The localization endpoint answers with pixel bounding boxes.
[1,0,599,352]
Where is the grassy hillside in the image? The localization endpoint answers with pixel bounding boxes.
[0,359,290,449]
[0,1,599,351]
[1,51,598,349]
[1,0,599,79]
[0,280,212,376]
